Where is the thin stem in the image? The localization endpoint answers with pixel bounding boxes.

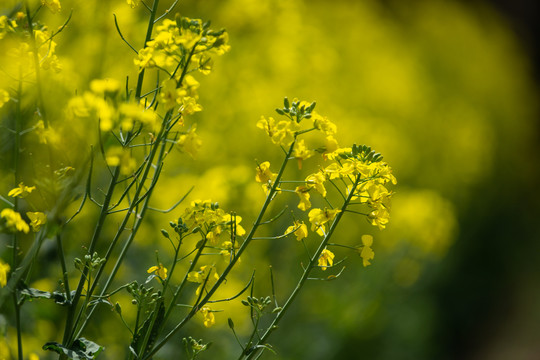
[243,174,361,359]
[25,1,47,127]
[63,168,120,345]
[142,139,298,360]
[56,234,71,303]
[135,0,161,101]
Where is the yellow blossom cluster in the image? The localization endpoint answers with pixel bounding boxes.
[0,260,10,287]
[257,99,396,273]
[177,200,246,246]
[134,16,230,76]
[66,78,159,133]
[187,265,220,296]
[1,183,47,234]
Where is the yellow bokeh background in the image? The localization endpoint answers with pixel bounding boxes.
[1,0,539,359]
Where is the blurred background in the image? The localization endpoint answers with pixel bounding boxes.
[2,0,539,359]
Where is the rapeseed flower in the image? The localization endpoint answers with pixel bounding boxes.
[306,172,327,197]
[26,212,47,232]
[318,248,335,270]
[308,208,340,236]
[41,0,61,14]
[359,235,375,266]
[187,265,219,296]
[0,89,9,108]
[255,161,276,183]
[178,126,202,158]
[200,306,215,328]
[147,263,168,280]
[294,186,311,211]
[1,208,30,234]
[8,183,36,198]
[284,221,308,241]
[292,139,314,169]
[0,260,10,287]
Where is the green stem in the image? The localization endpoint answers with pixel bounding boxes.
[67,0,164,341]
[135,0,161,101]
[72,113,169,340]
[56,234,71,303]
[142,139,298,360]
[243,174,361,359]
[12,51,24,360]
[25,1,48,127]
[63,168,120,346]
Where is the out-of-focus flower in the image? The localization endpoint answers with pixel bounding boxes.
[26,212,47,232]
[359,235,375,266]
[8,183,36,198]
[41,0,61,14]
[0,260,10,287]
[1,208,29,234]
[0,89,9,108]
[178,125,202,158]
[200,306,215,328]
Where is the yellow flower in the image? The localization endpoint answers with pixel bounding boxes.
[255,161,276,183]
[359,235,375,266]
[179,96,203,115]
[8,182,36,198]
[308,208,340,236]
[178,125,202,158]
[29,353,40,360]
[322,136,340,160]
[147,263,168,280]
[41,0,61,14]
[220,240,240,259]
[105,147,137,175]
[294,186,311,211]
[312,112,337,135]
[368,207,390,230]
[318,248,335,271]
[126,0,140,8]
[0,89,9,108]
[134,47,155,70]
[159,79,181,110]
[1,208,29,234]
[306,172,327,197]
[284,221,308,241]
[292,139,314,169]
[26,212,47,232]
[256,116,298,147]
[187,265,219,295]
[90,78,121,95]
[371,162,397,185]
[200,306,215,328]
[0,260,10,287]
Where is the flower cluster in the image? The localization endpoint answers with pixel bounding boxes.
[176,199,246,246]
[257,98,396,270]
[1,183,47,234]
[134,15,230,76]
[66,78,159,133]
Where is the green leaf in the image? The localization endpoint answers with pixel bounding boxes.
[19,284,74,305]
[43,338,104,359]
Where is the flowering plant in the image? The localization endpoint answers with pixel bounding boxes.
[0,1,395,359]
